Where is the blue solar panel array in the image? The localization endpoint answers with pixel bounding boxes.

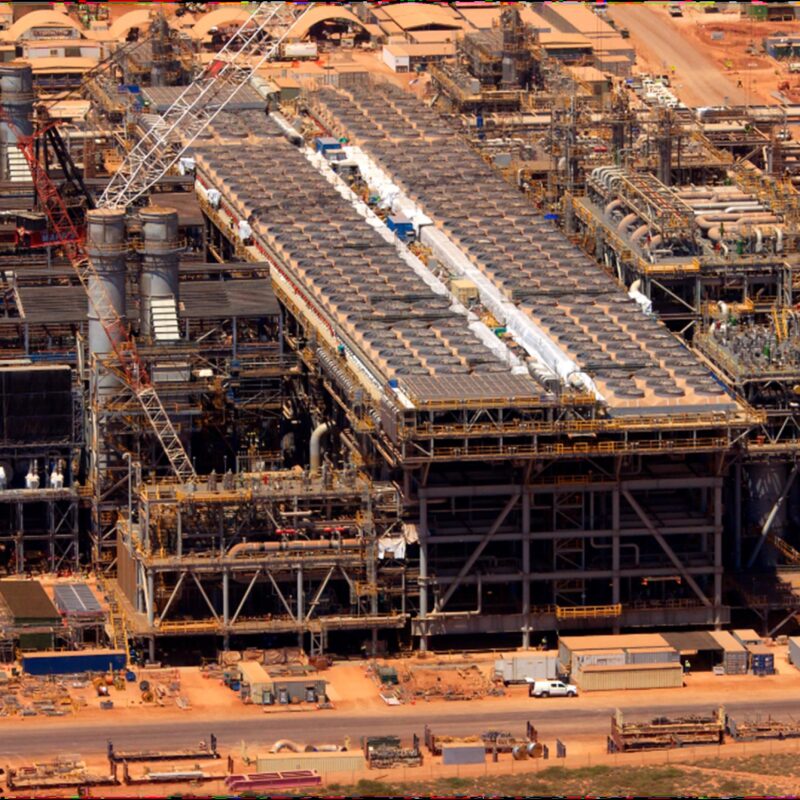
[53,583,102,616]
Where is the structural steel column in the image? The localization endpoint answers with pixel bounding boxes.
[521,490,531,649]
[419,496,428,652]
[296,567,304,649]
[612,487,621,634]
[222,569,230,651]
[714,484,723,628]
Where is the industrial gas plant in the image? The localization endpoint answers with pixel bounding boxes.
[0,1,797,672]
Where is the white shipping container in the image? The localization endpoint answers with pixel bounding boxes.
[283,42,318,60]
[789,636,800,669]
[494,654,557,684]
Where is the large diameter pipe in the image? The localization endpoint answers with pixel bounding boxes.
[310,422,332,473]
[86,208,127,393]
[228,538,362,557]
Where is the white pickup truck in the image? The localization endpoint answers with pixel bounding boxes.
[529,680,578,698]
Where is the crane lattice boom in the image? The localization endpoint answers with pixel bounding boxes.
[100,2,308,209]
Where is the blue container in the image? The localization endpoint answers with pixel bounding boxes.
[386,214,414,243]
[315,136,341,154]
[229,680,241,691]
[22,650,127,676]
[125,670,136,682]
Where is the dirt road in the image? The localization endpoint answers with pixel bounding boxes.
[609,5,752,107]
[1,696,795,760]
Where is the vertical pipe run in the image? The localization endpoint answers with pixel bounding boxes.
[521,491,530,649]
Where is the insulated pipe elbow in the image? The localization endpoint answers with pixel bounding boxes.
[604,199,623,216]
[618,212,639,233]
[630,224,650,244]
[310,422,332,473]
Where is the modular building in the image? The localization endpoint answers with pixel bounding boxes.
[574,662,684,692]
[558,634,670,672]
[494,652,558,683]
[22,649,126,675]
[238,661,272,704]
[708,631,748,675]
[238,661,327,705]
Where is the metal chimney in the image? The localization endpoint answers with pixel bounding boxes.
[139,206,181,339]
[0,62,33,181]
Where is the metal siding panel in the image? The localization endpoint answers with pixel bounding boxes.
[576,664,683,692]
[442,744,486,765]
[23,651,126,675]
[256,753,365,776]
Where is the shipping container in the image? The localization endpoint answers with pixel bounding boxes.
[574,663,683,692]
[789,636,800,669]
[747,644,775,675]
[23,649,126,675]
[256,752,365,777]
[624,647,680,665]
[494,653,558,684]
[708,631,748,675]
[442,744,486,765]
[732,629,763,647]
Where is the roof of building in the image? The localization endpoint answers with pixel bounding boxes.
[2,10,87,43]
[238,660,271,684]
[106,9,153,41]
[385,42,457,58]
[456,7,503,29]
[382,2,467,32]
[29,57,98,73]
[732,628,762,640]
[52,583,103,617]
[286,5,369,41]
[579,662,682,672]
[661,631,721,654]
[547,3,618,37]
[560,633,669,653]
[568,65,612,83]
[22,38,102,49]
[708,630,747,652]
[538,31,593,47]
[407,29,460,44]
[0,581,60,623]
[189,7,250,40]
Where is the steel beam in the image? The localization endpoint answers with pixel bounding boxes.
[747,463,798,568]
[436,494,519,611]
[622,489,712,607]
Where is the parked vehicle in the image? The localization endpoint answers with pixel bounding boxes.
[529,680,578,698]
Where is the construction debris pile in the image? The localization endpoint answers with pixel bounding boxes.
[424,722,543,758]
[726,714,800,741]
[363,735,424,769]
